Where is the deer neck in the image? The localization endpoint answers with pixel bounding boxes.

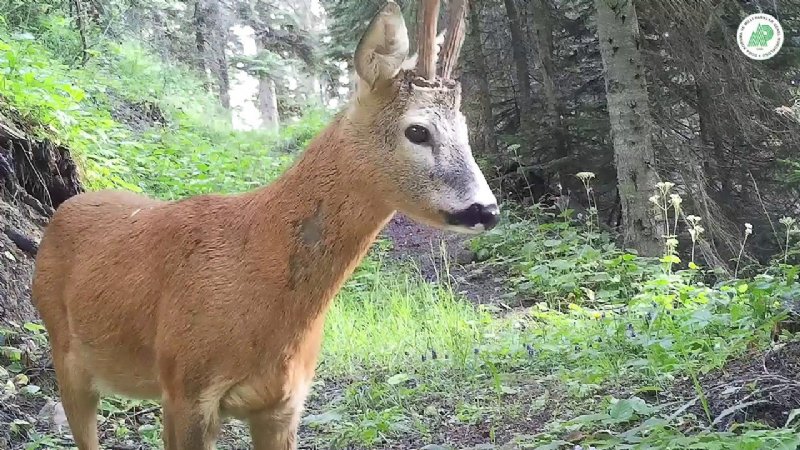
[246,115,394,322]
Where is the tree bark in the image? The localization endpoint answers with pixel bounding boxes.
[253,26,280,131]
[467,4,497,156]
[595,0,661,256]
[72,0,89,64]
[502,0,534,131]
[258,77,280,131]
[530,0,572,188]
[194,0,209,88]
[194,0,231,109]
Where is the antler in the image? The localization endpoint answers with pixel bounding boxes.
[415,0,441,80]
[439,0,468,80]
[415,0,469,82]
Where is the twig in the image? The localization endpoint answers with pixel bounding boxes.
[748,170,780,255]
[710,399,768,428]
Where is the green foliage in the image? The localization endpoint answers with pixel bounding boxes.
[471,209,654,305]
[0,25,328,199]
[516,394,800,449]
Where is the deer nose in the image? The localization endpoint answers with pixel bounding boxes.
[446,203,500,231]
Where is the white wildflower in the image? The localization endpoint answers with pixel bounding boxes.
[656,181,675,192]
[669,194,682,208]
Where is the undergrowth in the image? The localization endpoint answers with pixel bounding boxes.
[0,21,326,199]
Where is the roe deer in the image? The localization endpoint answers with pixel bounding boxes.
[31,0,497,448]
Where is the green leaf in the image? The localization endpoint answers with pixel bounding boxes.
[23,322,46,333]
[20,384,41,396]
[302,410,342,426]
[387,373,412,385]
[609,399,636,422]
[660,255,681,264]
[785,408,800,427]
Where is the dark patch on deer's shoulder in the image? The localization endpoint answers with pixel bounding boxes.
[288,202,325,290]
[299,203,324,246]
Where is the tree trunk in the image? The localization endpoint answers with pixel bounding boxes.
[72,0,89,64]
[467,5,497,156]
[595,0,661,256]
[254,36,280,131]
[530,0,573,189]
[195,0,231,109]
[296,0,323,104]
[502,0,534,131]
[258,77,280,131]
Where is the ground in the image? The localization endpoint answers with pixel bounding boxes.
[1,213,799,449]
[380,213,515,307]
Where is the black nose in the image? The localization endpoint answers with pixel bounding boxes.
[445,203,500,230]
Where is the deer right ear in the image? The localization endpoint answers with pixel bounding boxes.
[354,1,409,89]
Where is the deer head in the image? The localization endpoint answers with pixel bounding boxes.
[346,0,499,233]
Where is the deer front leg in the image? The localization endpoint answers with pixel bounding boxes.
[53,350,100,450]
[247,407,301,450]
[161,394,222,450]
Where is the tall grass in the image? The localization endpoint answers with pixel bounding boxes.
[322,256,492,376]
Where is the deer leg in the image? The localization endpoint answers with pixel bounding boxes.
[161,394,221,450]
[52,350,100,450]
[247,407,301,450]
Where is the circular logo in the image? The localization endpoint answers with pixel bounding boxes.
[737,13,784,60]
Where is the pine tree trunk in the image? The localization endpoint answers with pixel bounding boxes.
[254,36,280,131]
[595,0,661,256]
[502,0,534,130]
[530,0,572,188]
[195,0,230,109]
[467,5,497,155]
[258,77,280,131]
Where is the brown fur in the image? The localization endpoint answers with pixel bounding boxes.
[31,3,494,448]
[33,114,399,449]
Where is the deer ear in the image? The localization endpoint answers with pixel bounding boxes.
[354,1,409,89]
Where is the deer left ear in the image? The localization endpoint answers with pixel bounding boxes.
[354,1,410,89]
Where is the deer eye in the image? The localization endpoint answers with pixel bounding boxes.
[404,125,431,145]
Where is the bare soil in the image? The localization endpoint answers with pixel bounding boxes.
[676,340,800,431]
[379,213,515,307]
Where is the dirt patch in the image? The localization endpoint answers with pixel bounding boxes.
[676,340,800,430]
[381,214,514,307]
[0,110,81,326]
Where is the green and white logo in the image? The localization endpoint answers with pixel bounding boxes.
[737,13,784,60]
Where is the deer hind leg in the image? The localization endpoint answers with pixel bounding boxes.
[52,350,100,450]
[247,407,301,450]
[161,394,222,450]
